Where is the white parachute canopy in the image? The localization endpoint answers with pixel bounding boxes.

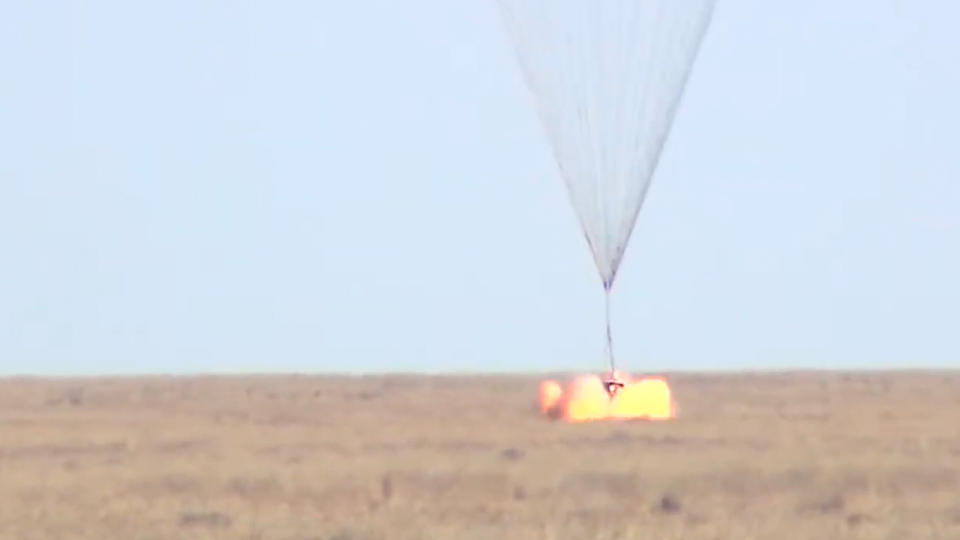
[497,0,716,290]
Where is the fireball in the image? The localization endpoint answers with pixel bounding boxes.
[609,376,674,420]
[563,375,610,422]
[540,372,675,422]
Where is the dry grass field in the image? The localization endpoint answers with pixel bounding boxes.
[1,371,959,539]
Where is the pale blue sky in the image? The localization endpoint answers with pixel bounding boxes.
[1,1,958,375]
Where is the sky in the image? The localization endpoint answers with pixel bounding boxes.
[1,0,958,376]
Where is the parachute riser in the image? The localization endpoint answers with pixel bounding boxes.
[603,279,617,377]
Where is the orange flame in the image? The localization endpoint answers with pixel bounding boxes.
[539,380,563,415]
[539,373,675,422]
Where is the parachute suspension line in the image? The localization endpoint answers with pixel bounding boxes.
[604,283,616,375]
[496,0,717,387]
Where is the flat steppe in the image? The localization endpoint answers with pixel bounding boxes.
[1,371,958,539]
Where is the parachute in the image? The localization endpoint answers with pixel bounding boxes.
[496,0,716,377]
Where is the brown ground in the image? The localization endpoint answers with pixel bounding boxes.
[1,371,959,539]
